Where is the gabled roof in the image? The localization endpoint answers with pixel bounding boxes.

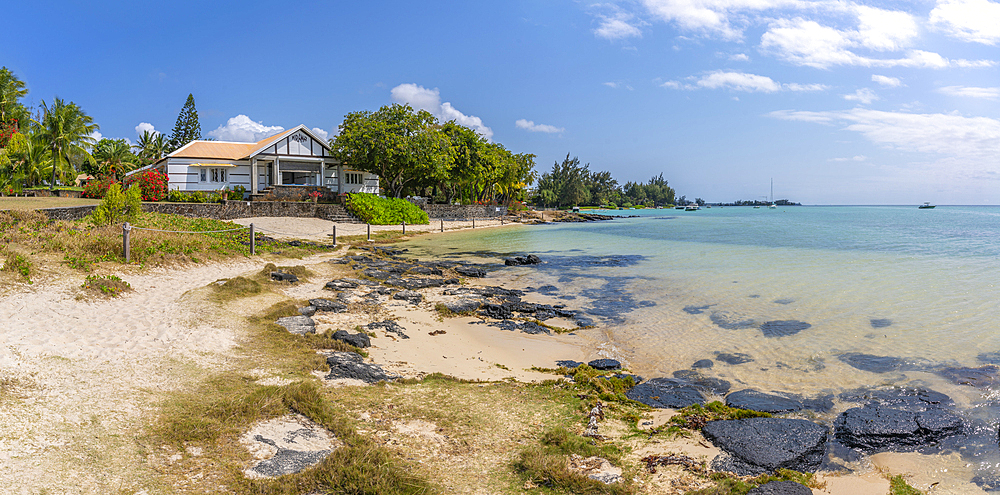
[157,125,332,163]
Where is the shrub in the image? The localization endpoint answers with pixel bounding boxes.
[82,176,115,199]
[345,193,429,225]
[230,185,247,199]
[124,169,169,201]
[81,274,132,296]
[90,184,142,226]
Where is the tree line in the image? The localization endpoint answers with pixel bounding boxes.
[0,66,203,192]
[532,154,677,208]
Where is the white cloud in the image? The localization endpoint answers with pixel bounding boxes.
[595,13,642,39]
[843,88,879,104]
[830,155,868,162]
[390,83,493,140]
[207,115,284,142]
[939,85,1000,99]
[135,122,159,137]
[515,119,565,134]
[310,127,330,141]
[770,108,1000,159]
[853,5,918,51]
[663,71,827,92]
[603,81,634,90]
[89,130,103,143]
[641,0,806,40]
[930,0,1000,45]
[729,53,750,61]
[872,75,902,87]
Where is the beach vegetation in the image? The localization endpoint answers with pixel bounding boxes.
[81,274,132,297]
[887,474,923,495]
[0,247,32,283]
[684,469,823,495]
[346,192,430,225]
[513,426,632,495]
[210,276,262,301]
[669,401,771,430]
[90,183,142,226]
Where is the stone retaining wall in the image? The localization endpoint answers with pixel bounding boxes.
[420,204,507,219]
[35,201,505,222]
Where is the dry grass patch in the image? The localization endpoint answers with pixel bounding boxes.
[0,197,99,210]
[80,274,133,297]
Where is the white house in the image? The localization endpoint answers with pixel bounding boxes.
[155,125,379,195]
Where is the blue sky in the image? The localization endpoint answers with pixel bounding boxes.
[3,0,999,204]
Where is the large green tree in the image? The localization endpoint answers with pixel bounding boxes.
[0,67,29,148]
[36,97,98,190]
[167,94,201,152]
[331,103,452,198]
[92,138,138,180]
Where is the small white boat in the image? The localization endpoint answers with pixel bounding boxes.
[918,202,936,209]
[685,204,700,211]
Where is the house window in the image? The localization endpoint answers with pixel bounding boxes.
[211,169,219,182]
[204,168,227,183]
[345,172,363,185]
[200,169,207,182]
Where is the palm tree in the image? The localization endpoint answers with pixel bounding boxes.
[134,130,167,164]
[0,67,28,125]
[93,138,136,180]
[36,98,98,190]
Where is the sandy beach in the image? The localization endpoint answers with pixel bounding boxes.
[0,215,960,494]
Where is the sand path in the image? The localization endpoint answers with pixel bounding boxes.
[231,216,512,242]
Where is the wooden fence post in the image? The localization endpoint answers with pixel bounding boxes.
[122,222,131,263]
[332,225,337,246]
[367,223,371,242]
[472,217,475,229]
[440,219,444,232]
[249,223,255,255]
[402,221,406,234]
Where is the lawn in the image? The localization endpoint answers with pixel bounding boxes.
[0,197,99,210]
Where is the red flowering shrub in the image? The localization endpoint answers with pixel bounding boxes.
[124,169,169,201]
[0,119,18,148]
[82,177,115,199]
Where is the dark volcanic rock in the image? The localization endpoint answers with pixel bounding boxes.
[588,358,622,371]
[936,365,1000,389]
[332,330,371,349]
[504,254,542,266]
[692,359,714,369]
[870,318,893,328]
[309,298,348,313]
[672,370,732,395]
[325,278,359,290]
[683,305,713,315]
[716,352,754,365]
[490,320,550,334]
[362,268,393,280]
[275,316,315,335]
[834,404,964,453]
[384,278,456,290]
[392,290,423,304]
[625,378,706,408]
[366,320,409,339]
[759,320,812,338]
[324,352,393,383]
[270,271,299,283]
[455,266,487,278]
[556,360,583,369]
[838,352,905,373]
[248,448,334,478]
[726,389,803,414]
[298,306,316,317]
[702,418,828,475]
[710,311,756,330]
[441,298,482,313]
[408,265,442,276]
[747,481,812,495]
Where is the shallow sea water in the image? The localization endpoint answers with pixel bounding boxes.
[400,206,1000,489]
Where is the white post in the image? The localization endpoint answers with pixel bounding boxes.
[274,157,281,185]
[251,157,258,194]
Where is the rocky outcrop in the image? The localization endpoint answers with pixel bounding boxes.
[332,330,371,349]
[455,266,487,278]
[726,390,804,414]
[323,352,394,383]
[702,418,828,475]
[275,316,315,335]
[625,378,706,408]
[241,414,341,479]
[270,271,299,283]
[504,254,541,266]
[834,387,964,454]
[383,278,459,290]
[366,320,408,339]
[392,290,423,304]
[587,359,621,371]
[309,298,348,313]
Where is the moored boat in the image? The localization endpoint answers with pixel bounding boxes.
[919,202,936,209]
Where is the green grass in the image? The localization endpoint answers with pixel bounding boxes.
[888,474,923,495]
[513,427,631,495]
[669,401,771,430]
[684,470,822,495]
[81,274,132,297]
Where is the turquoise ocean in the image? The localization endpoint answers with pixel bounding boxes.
[401,205,1000,484]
